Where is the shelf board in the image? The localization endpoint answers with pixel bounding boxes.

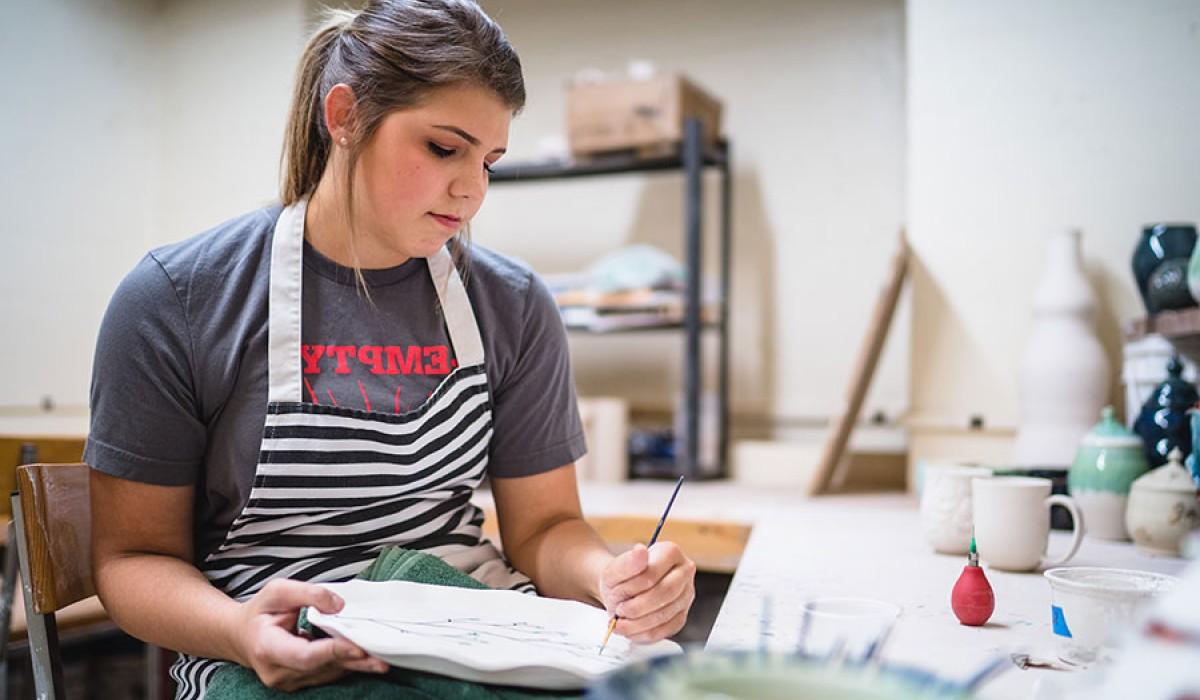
[489,142,728,183]
[629,457,726,481]
[1125,307,1200,341]
[565,321,721,334]
[1126,307,1200,362]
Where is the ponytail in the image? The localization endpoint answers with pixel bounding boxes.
[280,10,355,205]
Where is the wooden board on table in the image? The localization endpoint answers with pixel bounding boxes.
[482,511,750,574]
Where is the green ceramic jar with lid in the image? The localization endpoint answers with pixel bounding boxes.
[1068,406,1151,540]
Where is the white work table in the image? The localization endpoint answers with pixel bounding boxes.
[509,481,1192,699]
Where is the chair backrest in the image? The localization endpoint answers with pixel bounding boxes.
[11,462,94,700]
[14,463,95,614]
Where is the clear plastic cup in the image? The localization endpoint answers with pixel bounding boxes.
[798,597,902,662]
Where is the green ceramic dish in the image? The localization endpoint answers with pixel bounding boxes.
[588,651,969,700]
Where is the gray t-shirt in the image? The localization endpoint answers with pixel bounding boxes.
[85,204,586,561]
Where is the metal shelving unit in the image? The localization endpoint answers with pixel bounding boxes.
[1125,307,1200,368]
[489,118,731,480]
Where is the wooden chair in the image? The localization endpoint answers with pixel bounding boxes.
[6,463,174,700]
[0,520,19,698]
[10,462,97,698]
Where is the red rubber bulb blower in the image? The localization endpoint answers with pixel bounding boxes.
[951,537,995,626]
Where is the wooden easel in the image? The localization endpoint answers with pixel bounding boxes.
[806,229,910,495]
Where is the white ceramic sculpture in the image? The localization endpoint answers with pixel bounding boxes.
[1012,230,1111,469]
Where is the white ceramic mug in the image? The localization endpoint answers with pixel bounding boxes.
[972,476,1086,572]
[919,465,993,554]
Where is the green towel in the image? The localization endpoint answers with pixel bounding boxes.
[205,548,583,700]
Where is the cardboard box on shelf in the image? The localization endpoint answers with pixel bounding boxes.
[565,73,722,158]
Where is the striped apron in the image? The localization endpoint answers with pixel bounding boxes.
[172,200,533,699]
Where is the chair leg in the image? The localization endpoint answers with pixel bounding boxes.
[12,493,65,700]
[0,521,19,700]
[144,644,168,700]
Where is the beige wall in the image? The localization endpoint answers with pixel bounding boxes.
[907,0,1200,470]
[154,0,308,234]
[475,0,909,431]
[1,0,909,451]
[1,0,160,434]
[0,0,307,434]
[14,0,1197,480]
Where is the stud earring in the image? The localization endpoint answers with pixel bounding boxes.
[339,136,348,146]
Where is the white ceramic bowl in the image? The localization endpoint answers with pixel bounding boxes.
[1043,567,1178,665]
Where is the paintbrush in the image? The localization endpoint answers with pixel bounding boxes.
[599,475,685,655]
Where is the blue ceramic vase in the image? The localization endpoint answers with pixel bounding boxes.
[1188,411,1200,488]
[1148,258,1195,312]
[1133,355,1199,468]
[1132,223,1197,313]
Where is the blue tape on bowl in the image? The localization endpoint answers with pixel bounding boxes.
[1051,605,1072,638]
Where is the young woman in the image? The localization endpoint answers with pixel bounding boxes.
[85,1,696,697]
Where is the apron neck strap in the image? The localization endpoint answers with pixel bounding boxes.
[427,246,485,370]
[266,200,485,404]
[267,201,306,403]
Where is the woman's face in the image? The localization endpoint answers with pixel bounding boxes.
[351,83,511,266]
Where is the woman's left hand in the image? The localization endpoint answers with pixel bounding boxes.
[598,542,696,643]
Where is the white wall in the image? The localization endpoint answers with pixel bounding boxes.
[2,0,909,446]
[476,0,909,430]
[154,0,308,236]
[907,0,1200,467]
[0,0,160,434]
[12,0,1199,474]
[0,0,307,434]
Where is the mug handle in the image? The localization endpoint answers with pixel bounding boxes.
[1040,494,1086,568]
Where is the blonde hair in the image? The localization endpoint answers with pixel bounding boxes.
[280,0,525,284]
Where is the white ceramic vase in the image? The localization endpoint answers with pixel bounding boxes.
[1012,230,1111,469]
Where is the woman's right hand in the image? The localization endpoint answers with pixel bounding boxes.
[232,578,389,691]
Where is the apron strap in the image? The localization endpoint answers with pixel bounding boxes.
[266,201,485,403]
[267,201,306,403]
[427,246,485,369]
